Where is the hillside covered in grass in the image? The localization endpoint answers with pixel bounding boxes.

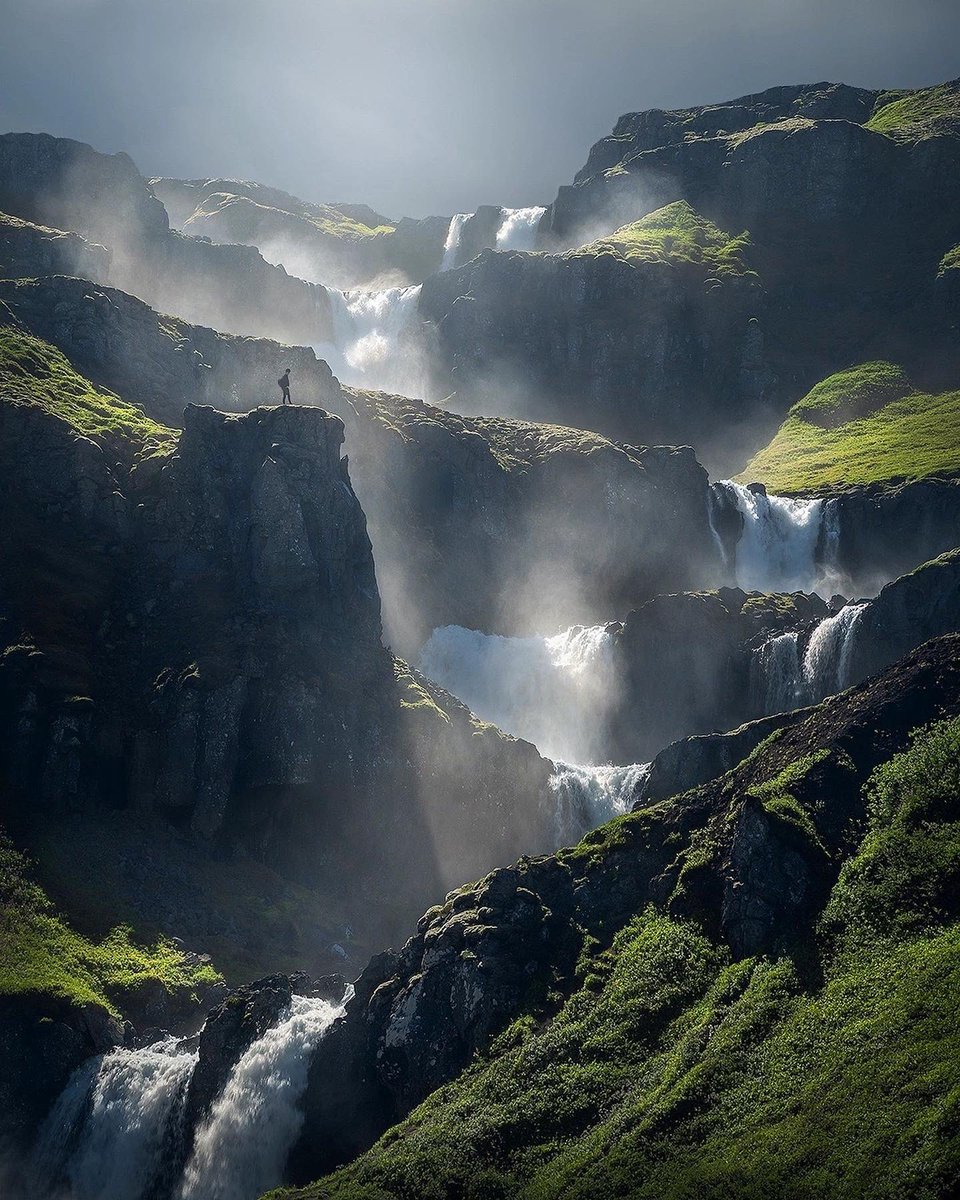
[739,362,960,491]
[280,706,960,1200]
[0,321,175,460]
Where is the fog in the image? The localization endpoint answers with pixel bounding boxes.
[2,0,959,219]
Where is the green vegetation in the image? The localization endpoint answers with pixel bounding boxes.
[739,361,960,491]
[866,82,960,141]
[280,718,960,1200]
[0,324,175,459]
[940,244,960,277]
[0,836,220,1017]
[569,201,756,279]
[395,659,450,724]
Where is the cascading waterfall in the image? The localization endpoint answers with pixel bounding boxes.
[179,994,347,1200]
[495,206,546,251]
[30,994,347,1200]
[30,1037,197,1200]
[320,283,425,396]
[716,481,825,594]
[441,212,472,270]
[549,761,651,845]
[751,602,867,715]
[419,623,617,765]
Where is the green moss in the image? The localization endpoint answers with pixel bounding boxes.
[569,201,756,279]
[866,82,960,141]
[739,361,960,491]
[394,659,451,724]
[0,837,221,1017]
[0,324,176,459]
[939,244,960,277]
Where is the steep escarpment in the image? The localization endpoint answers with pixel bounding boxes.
[0,132,324,345]
[0,274,728,647]
[151,176,449,289]
[280,636,960,1191]
[418,82,960,472]
[0,333,557,984]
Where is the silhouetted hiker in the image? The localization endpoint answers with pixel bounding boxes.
[278,368,292,405]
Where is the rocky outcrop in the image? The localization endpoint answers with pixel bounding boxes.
[0,992,121,1154]
[0,132,325,345]
[0,385,561,973]
[150,175,450,289]
[288,635,960,1182]
[343,390,723,649]
[0,212,110,283]
[0,276,729,646]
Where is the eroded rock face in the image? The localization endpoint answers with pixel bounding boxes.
[0,132,324,345]
[0,212,110,283]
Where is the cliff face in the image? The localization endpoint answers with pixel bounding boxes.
[0,132,325,346]
[0,371,556,982]
[418,83,960,473]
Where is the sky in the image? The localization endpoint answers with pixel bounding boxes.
[1,0,958,218]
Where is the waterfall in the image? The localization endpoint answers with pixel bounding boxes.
[717,481,825,594]
[751,629,803,714]
[801,602,866,699]
[418,623,617,765]
[495,206,546,251]
[320,284,424,396]
[441,212,472,270]
[178,994,346,1200]
[549,762,651,845]
[31,994,348,1200]
[752,602,867,716]
[31,1037,197,1200]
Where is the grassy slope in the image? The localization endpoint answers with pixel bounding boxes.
[281,718,960,1200]
[568,201,756,278]
[0,837,220,1018]
[738,362,960,491]
[866,82,960,140]
[0,323,176,459]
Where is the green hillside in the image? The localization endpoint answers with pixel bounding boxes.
[279,716,960,1200]
[739,362,960,491]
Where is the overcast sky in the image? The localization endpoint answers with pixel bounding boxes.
[2,0,958,218]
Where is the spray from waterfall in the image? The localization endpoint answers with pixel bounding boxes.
[496,206,546,251]
[419,623,617,765]
[441,213,472,270]
[549,762,651,845]
[30,1037,197,1200]
[320,284,424,396]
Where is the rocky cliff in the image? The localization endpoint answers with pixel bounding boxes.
[418,82,960,473]
[0,133,325,345]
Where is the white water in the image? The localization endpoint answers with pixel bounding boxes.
[719,481,825,594]
[31,1037,197,1200]
[441,212,472,270]
[31,994,347,1200]
[320,283,425,396]
[496,206,546,251]
[752,602,867,715]
[419,623,617,765]
[179,994,346,1200]
[549,762,651,844]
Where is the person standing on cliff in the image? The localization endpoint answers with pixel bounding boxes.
[278,367,292,405]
